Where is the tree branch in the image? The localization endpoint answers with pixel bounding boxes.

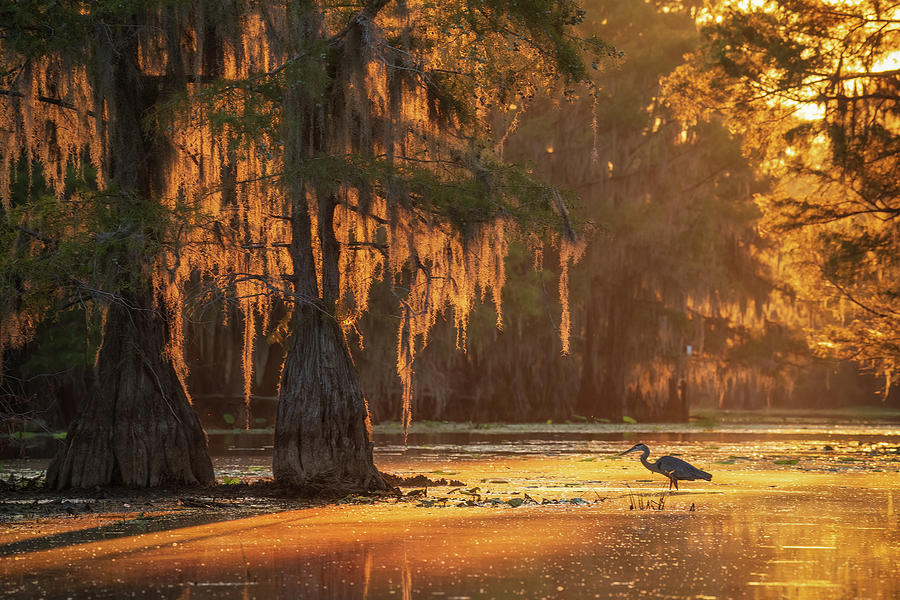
[0,89,97,118]
[14,225,56,244]
[820,270,898,319]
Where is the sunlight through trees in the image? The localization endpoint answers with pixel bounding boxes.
[666,0,900,397]
[1,0,896,492]
[1,0,610,489]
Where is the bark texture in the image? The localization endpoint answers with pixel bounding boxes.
[45,20,215,489]
[46,298,214,489]
[272,175,386,492]
[274,307,387,492]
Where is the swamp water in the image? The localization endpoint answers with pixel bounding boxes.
[2,422,899,599]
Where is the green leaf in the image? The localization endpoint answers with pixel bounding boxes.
[622,416,637,424]
[773,459,799,465]
[223,413,236,425]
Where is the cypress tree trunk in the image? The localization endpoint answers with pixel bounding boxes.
[45,16,215,489]
[47,292,214,489]
[273,188,387,492]
[274,305,386,491]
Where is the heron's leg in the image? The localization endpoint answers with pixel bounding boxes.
[673,479,679,490]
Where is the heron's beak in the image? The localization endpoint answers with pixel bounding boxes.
[619,445,642,456]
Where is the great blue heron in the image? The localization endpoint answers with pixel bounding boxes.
[619,443,712,490]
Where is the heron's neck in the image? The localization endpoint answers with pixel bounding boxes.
[638,448,655,470]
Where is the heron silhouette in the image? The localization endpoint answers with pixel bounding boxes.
[620,443,711,490]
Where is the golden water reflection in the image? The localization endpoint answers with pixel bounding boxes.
[5,432,900,599]
[3,478,897,599]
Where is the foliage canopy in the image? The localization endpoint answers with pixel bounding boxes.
[1,1,614,439]
[665,0,900,391]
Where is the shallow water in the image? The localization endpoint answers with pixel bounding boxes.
[2,424,899,599]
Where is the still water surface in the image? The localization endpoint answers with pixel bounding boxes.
[2,424,899,599]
